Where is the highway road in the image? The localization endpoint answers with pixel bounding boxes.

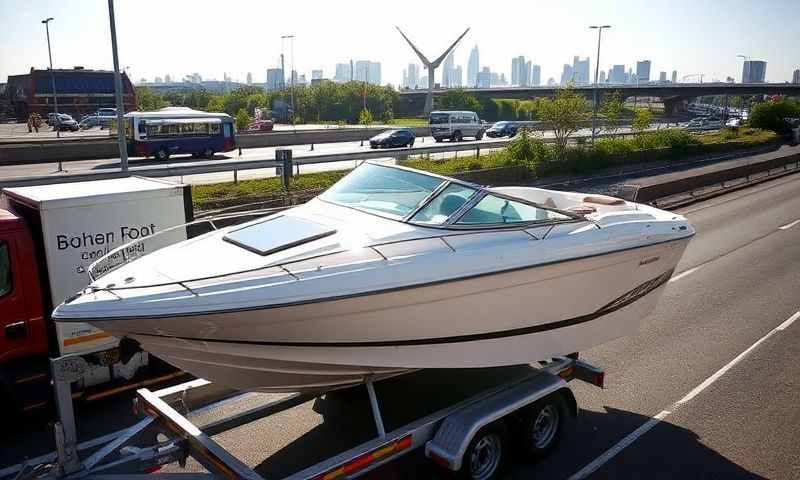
[0,125,670,186]
[2,171,798,478]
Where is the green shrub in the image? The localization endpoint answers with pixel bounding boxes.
[503,129,551,168]
[748,99,800,133]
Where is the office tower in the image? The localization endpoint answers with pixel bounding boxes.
[531,64,541,86]
[404,63,420,88]
[164,74,171,83]
[266,68,283,91]
[154,76,163,84]
[443,51,456,87]
[742,60,767,83]
[610,65,625,83]
[334,63,350,82]
[671,70,677,83]
[467,45,480,87]
[659,71,667,83]
[793,69,800,84]
[477,67,491,88]
[312,69,323,80]
[572,56,590,84]
[599,70,606,83]
[547,77,556,86]
[636,60,651,83]
[560,64,574,85]
[454,65,463,87]
[511,56,530,86]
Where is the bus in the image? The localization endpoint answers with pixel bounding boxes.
[125,107,236,160]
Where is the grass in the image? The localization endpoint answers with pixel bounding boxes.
[388,117,427,126]
[693,127,777,146]
[191,127,779,208]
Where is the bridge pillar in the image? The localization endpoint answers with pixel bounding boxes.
[663,97,687,117]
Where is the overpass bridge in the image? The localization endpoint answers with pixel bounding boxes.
[397,83,800,116]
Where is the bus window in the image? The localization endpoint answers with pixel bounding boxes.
[223,123,232,138]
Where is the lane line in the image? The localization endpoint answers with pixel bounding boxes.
[668,266,700,283]
[568,308,800,480]
[778,219,800,230]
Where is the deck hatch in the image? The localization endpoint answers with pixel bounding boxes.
[223,216,336,256]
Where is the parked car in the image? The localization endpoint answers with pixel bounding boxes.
[54,114,79,131]
[369,129,415,148]
[96,108,117,128]
[429,110,484,142]
[485,121,519,138]
[79,115,100,130]
[725,117,742,127]
[246,119,274,132]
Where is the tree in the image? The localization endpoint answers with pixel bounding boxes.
[235,108,250,131]
[749,99,800,133]
[600,91,624,133]
[632,108,653,133]
[536,86,589,157]
[437,89,483,114]
[359,108,373,126]
[136,87,168,111]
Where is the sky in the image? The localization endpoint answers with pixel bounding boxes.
[1,0,798,87]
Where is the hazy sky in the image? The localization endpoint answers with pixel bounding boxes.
[1,0,798,86]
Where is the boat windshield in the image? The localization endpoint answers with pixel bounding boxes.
[320,163,445,218]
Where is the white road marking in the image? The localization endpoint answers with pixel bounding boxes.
[778,219,800,230]
[568,308,800,480]
[668,266,700,283]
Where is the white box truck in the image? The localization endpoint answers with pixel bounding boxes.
[0,177,192,414]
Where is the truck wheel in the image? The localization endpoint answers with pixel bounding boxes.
[517,394,565,460]
[460,421,508,480]
[156,148,170,161]
[434,137,443,143]
[476,132,484,140]
[452,131,463,142]
[203,148,215,159]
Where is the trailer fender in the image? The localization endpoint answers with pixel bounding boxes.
[425,372,567,471]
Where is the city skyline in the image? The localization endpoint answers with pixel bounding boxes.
[2,0,799,88]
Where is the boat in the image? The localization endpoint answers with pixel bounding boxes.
[53,162,695,393]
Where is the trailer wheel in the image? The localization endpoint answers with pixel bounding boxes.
[518,394,565,460]
[156,148,170,161]
[460,421,508,480]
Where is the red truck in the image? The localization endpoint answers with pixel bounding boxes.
[0,177,192,414]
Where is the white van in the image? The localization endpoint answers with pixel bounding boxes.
[429,110,484,142]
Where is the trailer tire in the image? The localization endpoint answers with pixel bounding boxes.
[459,421,509,480]
[517,393,566,460]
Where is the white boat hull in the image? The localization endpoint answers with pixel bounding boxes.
[92,238,688,393]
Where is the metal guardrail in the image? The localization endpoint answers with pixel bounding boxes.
[0,129,705,189]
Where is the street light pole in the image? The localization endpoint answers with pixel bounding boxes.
[589,25,610,145]
[107,0,128,173]
[41,17,60,139]
[281,35,295,121]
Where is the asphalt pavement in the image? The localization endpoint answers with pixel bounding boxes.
[1,171,799,479]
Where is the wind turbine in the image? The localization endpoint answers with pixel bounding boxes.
[396,26,470,114]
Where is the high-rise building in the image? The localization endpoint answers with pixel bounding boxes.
[312,69,323,80]
[671,70,677,83]
[572,56,590,84]
[454,65,463,87]
[355,61,381,85]
[477,67,491,88]
[659,71,667,83]
[442,51,456,88]
[246,72,252,85]
[334,63,351,82]
[490,72,507,87]
[511,56,524,86]
[154,76,163,84]
[403,63,420,89]
[467,45,480,87]
[560,64,574,85]
[793,69,800,84]
[164,74,171,83]
[610,65,625,84]
[531,64,541,86]
[266,68,283,91]
[636,60,651,83]
[742,60,767,83]
[599,70,606,83]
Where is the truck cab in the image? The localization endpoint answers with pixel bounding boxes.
[0,209,50,412]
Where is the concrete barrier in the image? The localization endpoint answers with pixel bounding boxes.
[627,145,800,202]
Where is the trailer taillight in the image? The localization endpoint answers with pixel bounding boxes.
[313,435,413,480]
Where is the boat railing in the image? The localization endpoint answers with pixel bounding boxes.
[87,207,287,282]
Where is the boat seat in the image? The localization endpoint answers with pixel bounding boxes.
[583,195,625,205]
[441,194,468,216]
